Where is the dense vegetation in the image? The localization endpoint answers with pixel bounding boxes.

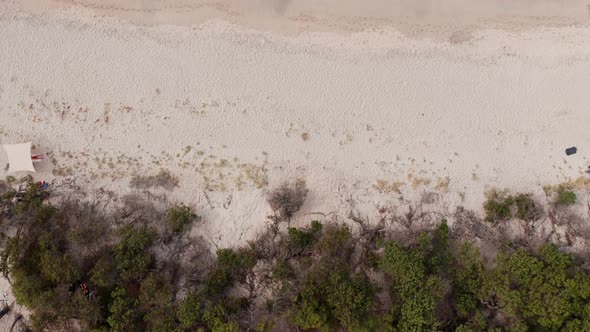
[1,181,590,331]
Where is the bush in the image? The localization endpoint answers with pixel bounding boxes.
[90,255,117,289]
[6,180,590,332]
[287,228,314,249]
[487,244,590,330]
[267,180,308,220]
[38,249,79,284]
[113,225,156,281]
[272,260,293,281]
[144,309,181,332]
[166,204,198,233]
[204,248,258,296]
[178,291,201,328]
[107,287,139,331]
[11,268,45,308]
[202,303,240,332]
[557,188,576,205]
[513,193,540,221]
[139,273,174,308]
[291,266,375,330]
[140,273,178,332]
[285,221,323,255]
[216,248,256,271]
[380,241,425,298]
[483,192,513,222]
[204,268,233,295]
[314,224,352,259]
[451,243,486,324]
[379,229,453,331]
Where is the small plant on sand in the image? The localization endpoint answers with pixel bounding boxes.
[267,179,308,222]
[557,187,576,205]
[129,169,178,190]
[167,204,198,233]
[287,220,322,250]
[483,191,513,222]
[217,248,257,278]
[514,193,540,221]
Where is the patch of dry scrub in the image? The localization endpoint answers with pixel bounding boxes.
[129,169,178,190]
[267,179,308,223]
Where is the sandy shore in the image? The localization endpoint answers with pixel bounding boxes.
[1,0,590,327]
[1,0,590,254]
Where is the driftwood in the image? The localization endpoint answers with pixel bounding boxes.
[0,302,12,320]
[9,313,22,332]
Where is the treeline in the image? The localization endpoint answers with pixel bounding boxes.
[0,182,590,331]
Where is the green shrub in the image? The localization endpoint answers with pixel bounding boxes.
[396,276,444,332]
[557,188,576,205]
[178,291,202,328]
[139,274,180,332]
[314,224,352,259]
[107,287,139,331]
[0,190,16,200]
[0,235,22,278]
[29,289,77,330]
[483,192,513,222]
[39,249,79,284]
[113,225,156,281]
[310,220,323,233]
[256,319,275,332]
[5,180,590,332]
[451,243,486,325]
[513,193,539,221]
[487,244,590,330]
[204,268,233,295]
[90,256,117,289]
[291,266,375,330]
[379,233,450,331]
[217,248,256,270]
[286,221,323,252]
[11,267,45,307]
[272,260,293,281]
[380,241,425,298]
[167,204,198,233]
[202,303,240,332]
[144,308,181,332]
[287,227,314,248]
[139,273,173,308]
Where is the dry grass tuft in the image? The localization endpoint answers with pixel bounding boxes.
[267,179,308,221]
[130,169,179,190]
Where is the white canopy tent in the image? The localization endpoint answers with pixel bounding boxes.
[3,142,36,173]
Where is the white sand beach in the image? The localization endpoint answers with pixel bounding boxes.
[1,2,590,325]
[2,0,590,245]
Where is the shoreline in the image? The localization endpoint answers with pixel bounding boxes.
[11,0,590,39]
